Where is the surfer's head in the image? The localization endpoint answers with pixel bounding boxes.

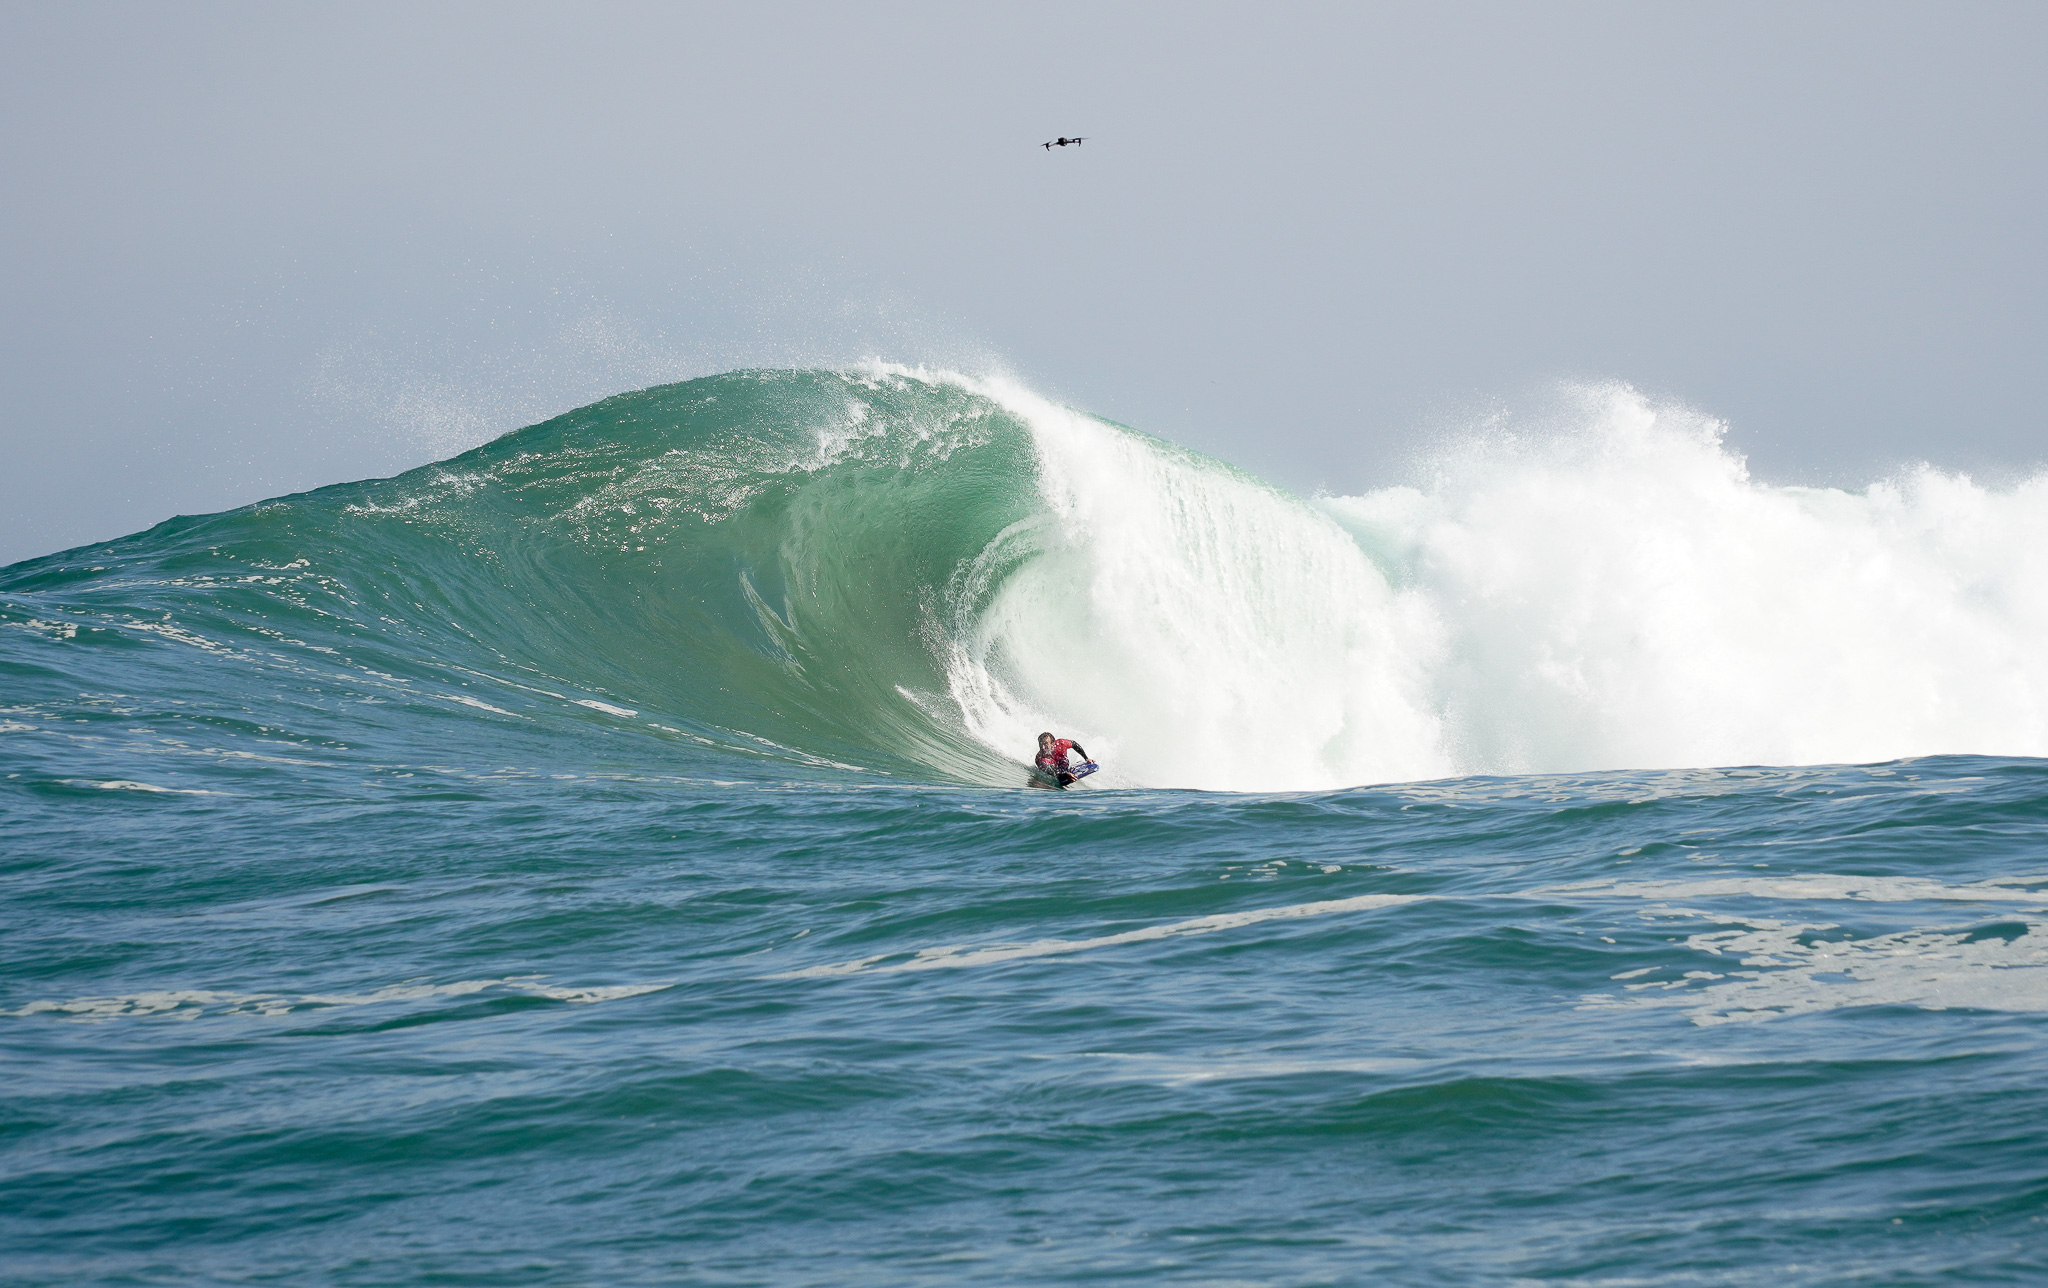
[1038,731,1054,750]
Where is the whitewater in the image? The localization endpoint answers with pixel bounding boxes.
[948,369,2048,788]
[5,367,2048,1286]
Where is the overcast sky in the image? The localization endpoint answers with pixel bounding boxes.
[3,0,2044,564]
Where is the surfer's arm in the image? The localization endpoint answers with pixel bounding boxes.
[1070,743,1089,761]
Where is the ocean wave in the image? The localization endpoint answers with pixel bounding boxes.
[4,366,2046,790]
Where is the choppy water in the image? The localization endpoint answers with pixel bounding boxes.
[5,368,2047,1284]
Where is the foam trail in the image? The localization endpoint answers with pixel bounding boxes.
[1584,913,2048,1026]
[3,976,675,1021]
[771,892,1426,978]
[1564,874,2048,906]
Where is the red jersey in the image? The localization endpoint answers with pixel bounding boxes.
[1036,738,1075,772]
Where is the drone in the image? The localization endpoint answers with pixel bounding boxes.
[1041,137,1086,150]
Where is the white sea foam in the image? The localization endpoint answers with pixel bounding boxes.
[922,372,2048,790]
[1575,872,2048,1024]
[442,693,519,716]
[1583,913,2048,1025]
[770,893,1424,979]
[6,618,78,640]
[1564,874,2048,907]
[127,622,228,652]
[1323,388,2048,779]
[61,779,222,795]
[776,872,2048,1031]
[2,976,673,1021]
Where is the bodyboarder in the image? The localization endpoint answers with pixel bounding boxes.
[1033,731,1094,788]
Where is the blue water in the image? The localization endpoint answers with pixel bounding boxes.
[5,369,2047,1284]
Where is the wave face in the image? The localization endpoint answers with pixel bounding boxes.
[4,367,2047,790]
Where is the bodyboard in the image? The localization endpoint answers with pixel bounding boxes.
[1028,760,1100,789]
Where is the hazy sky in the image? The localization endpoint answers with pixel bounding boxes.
[4,0,2045,564]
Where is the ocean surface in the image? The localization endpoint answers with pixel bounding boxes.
[5,367,2048,1285]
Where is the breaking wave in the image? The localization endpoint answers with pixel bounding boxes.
[4,366,2045,790]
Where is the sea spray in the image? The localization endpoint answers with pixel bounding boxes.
[1320,383,2048,776]
[941,370,2048,787]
